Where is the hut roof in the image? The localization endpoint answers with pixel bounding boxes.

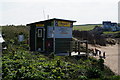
[27,18,76,26]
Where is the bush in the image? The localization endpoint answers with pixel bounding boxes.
[101,76,120,80]
[86,67,102,78]
[49,52,55,59]
[78,75,88,80]
[98,58,104,70]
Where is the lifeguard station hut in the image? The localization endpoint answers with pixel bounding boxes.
[27,18,76,54]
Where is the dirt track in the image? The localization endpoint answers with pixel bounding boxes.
[89,44,120,75]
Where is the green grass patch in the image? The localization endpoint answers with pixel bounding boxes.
[103,31,120,34]
[73,24,102,31]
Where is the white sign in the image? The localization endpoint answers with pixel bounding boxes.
[18,35,24,42]
[47,27,54,38]
[54,27,72,38]
[47,26,72,38]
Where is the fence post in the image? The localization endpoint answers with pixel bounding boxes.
[103,52,106,59]
[69,51,71,56]
[99,50,101,56]
[75,41,78,53]
[78,41,80,55]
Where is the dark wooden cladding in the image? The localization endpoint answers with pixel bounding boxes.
[29,25,36,51]
[55,38,72,53]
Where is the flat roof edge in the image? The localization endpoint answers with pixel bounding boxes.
[27,18,76,26]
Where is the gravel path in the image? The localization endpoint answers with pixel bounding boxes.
[88,44,120,75]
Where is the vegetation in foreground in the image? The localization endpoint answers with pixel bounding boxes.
[2,25,120,80]
[2,50,120,80]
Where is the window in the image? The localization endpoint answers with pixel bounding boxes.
[38,29,42,37]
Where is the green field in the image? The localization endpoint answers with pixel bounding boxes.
[103,31,120,34]
[73,24,102,31]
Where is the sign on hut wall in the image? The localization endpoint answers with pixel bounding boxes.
[47,27,54,38]
[58,21,71,27]
[36,24,44,27]
[47,26,72,38]
[55,21,72,27]
[54,27,72,38]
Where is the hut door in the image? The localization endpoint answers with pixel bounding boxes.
[36,28,44,51]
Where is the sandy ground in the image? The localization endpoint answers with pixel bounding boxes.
[88,44,120,75]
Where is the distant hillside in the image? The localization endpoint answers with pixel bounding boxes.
[73,24,102,31]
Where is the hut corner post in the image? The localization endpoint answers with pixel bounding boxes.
[53,20,56,53]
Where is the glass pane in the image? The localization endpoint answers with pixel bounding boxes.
[38,29,42,37]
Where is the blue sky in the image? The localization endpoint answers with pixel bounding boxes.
[0,0,119,25]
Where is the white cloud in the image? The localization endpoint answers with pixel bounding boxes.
[1,0,119,3]
[0,0,119,25]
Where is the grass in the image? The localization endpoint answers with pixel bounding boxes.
[103,31,120,34]
[73,24,102,31]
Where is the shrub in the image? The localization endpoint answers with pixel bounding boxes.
[86,67,102,78]
[98,58,104,70]
[78,75,88,80]
[49,52,55,59]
